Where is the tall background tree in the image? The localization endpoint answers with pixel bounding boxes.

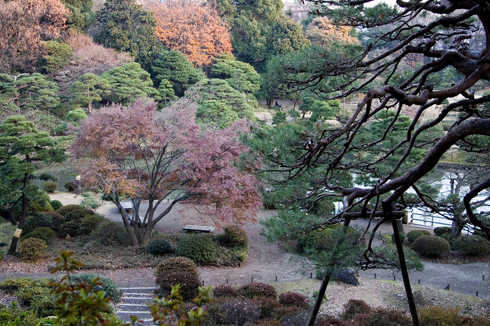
[0,0,69,73]
[213,0,309,71]
[92,0,162,70]
[143,0,233,68]
[70,99,261,246]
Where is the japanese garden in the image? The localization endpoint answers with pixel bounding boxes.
[0,0,490,325]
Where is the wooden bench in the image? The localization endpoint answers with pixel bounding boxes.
[120,202,133,213]
[182,225,215,233]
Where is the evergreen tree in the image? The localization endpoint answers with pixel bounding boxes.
[152,50,205,97]
[0,116,66,254]
[93,0,162,70]
[68,73,111,113]
[156,79,178,109]
[214,0,309,71]
[210,53,261,95]
[100,62,158,105]
[61,0,94,31]
[195,100,239,129]
[187,79,254,120]
[0,73,60,112]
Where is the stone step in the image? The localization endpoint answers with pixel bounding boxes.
[120,296,154,305]
[120,287,156,294]
[117,311,155,325]
[117,303,152,312]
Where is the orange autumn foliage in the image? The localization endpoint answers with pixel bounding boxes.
[143,0,233,67]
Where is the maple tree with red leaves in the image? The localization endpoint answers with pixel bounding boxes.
[0,0,69,73]
[70,98,261,246]
[143,0,233,67]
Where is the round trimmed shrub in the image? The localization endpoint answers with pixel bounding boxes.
[90,220,131,246]
[22,214,52,235]
[19,238,47,261]
[434,227,452,236]
[454,235,490,256]
[78,215,106,235]
[278,292,309,309]
[253,296,282,319]
[220,225,248,249]
[213,284,238,298]
[156,270,200,301]
[342,299,372,320]
[421,230,431,235]
[49,200,63,210]
[43,181,57,193]
[412,235,450,258]
[64,208,95,222]
[147,239,174,256]
[238,282,277,299]
[154,257,198,278]
[71,273,121,302]
[176,234,218,265]
[57,220,81,237]
[43,211,64,231]
[22,227,56,245]
[56,204,87,217]
[407,230,425,243]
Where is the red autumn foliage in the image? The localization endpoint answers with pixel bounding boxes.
[70,98,261,246]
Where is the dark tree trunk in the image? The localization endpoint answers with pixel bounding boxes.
[388,204,420,326]
[7,194,28,254]
[451,219,464,236]
[0,210,17,226]
[306,272,331,326]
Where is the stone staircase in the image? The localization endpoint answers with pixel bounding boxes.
[117,287,156,325]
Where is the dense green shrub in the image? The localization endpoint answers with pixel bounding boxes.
[19,238,47,261]
[22,214,52,235]
[219,225,249,249]
[64,181,76,192]
[439,233,458,250]
[147,239,174,256]
[406,230,425,243]
[56,204,86,217]
[412,235,451,258]
[49,200,63,210]
[78,215,107,235]
[59,273,121,302]
[238,282,277,299]
[278,292,309,309]
[90,220,131,246]
[454,235,490,256]
[58,220,81,237]
[177,234,218,265]
[156,270,200,301]
[154,257,199,278]
[421,230,431,235]
[43,212,64,231]
[22,227,56,245]
[43,181,58,193]
[277,309,310,325]
[0,303,40,325]
[391,233,405,244]
[64,208,95,222]
[213,284,238,298]
[434,227,452,236]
